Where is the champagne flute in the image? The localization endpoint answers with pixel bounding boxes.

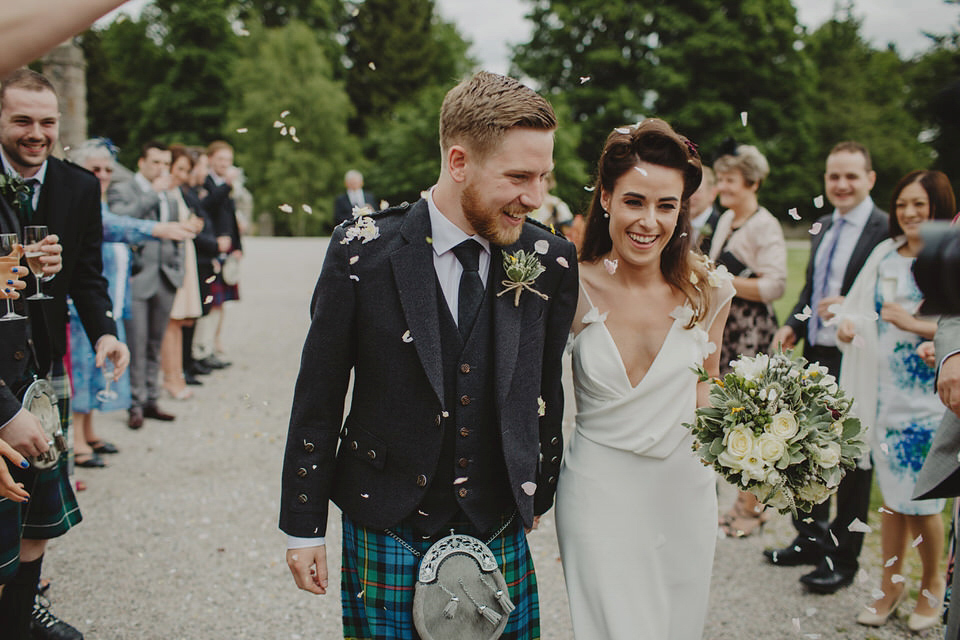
[96,360,119,403]
[0,233,25,321]
[23,225,53,300]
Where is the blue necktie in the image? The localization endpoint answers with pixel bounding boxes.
[808,217,846,345]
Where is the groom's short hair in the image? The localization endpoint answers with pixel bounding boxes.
[439,71,556,161]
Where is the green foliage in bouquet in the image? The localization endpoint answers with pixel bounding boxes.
[684,350,868,515]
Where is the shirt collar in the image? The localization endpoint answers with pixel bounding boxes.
[0,146,48,186]
[208,171,226,186]
[832,195,874,229]
[426,186,490,257]
[134,172,152,192]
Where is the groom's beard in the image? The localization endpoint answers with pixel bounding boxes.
[461,183,529,246]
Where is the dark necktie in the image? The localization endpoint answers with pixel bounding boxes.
[452,239,484,339]
[808,217,846,345]
[17,179,38,223]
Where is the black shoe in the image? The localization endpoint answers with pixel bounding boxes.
[200,355,231,369]
[127,407,144,430]
[143,404,176,421]
[86,439,118,454]
[763,541,821,567]
[31,595,84,639]
[799,562,856,594]
[74,452,106,468]
[188,361,213,376]
[184,372,203,386]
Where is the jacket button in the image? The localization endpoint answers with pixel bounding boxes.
[304,442,315,453]
[297,468,308,478]
[416,474,427,488]
[551,456,559,465]
[459,427,470,438]
[458,457,469,469]
[550,437,559,446]
[350,441,358,451]
[12,350,24,361]
[297,493,308,504]
[459,363,471,374]
[366,449,377,460]
[460,395,471,406]
[548,476,557,485]
[458,488,469,498]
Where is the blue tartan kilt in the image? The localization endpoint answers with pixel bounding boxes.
[0,364,81,584]
[341,513,540,640]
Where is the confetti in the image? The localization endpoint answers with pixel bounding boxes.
[615,127,631,135]
[788,207,801,221]
[556,256,569,268]
[912,534,923,547]
[235,128,248,134]
[204,295,214,305]
[740,111,748,127]
[291,554,298,561]
[521,482,537,496]
[273,120,284,128]
[453,477,468,485]
[891,574,905,584]
[813,195,825,208]
[792,618,801,631]
[808,222,822,235]
[357,590,364,598]
[805,607,816,617]
[880,442,890,455]
[634,166,648,176]
[872,588,886,600]
[856,569,869,584]
[205,275,216,284]
[537,396,546,417]
[350,6,359,16]
[280,126,288,136]
[289,126,297,136]
[280,110,290,118]
[360,493,369,499]
[603,258,618,275]
[829,531,838,547]
[879,506,894,514]
[825,556,834,571]
[584,185,595,192]
[679,232,687,238]
[847,518,871,533]
[425,236,433,244]
[368,61,376,70]
[579,76,591,84]
[349,256,359,265]
[418,510,429,516]
[441,411,449,418]
[401,330,413,343]
[278,203,293,213]
[884,555,898,567]
[793,305,813,321]
[923,588,939,606]
[349,274,360,281]
[106,310,113,318]
[531,240,549,256]
[291,135,300,143]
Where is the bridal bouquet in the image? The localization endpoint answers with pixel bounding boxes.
[684,351,867,515]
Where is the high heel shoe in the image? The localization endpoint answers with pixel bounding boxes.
[719,505,770,538]
[908,590,945,632]
[856,587,907,627]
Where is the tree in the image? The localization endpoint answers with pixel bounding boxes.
[226,21,358,235]
[512,0,819,222]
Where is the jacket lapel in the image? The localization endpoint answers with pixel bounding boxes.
[491,243,522,406]
[842,206,886,293]
[0,194,19,235]
[390,201,444,405]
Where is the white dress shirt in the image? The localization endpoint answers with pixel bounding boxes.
[134,172,170,222]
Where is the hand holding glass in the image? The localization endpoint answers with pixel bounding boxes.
[96,360,119,402]
[0,233,24,321]
[22,226,52,300]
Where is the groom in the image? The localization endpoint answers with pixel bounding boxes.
[280,71,578,638]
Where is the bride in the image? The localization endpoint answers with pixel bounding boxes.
[556,119,733,639]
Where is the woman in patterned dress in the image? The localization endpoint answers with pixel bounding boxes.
[836,170,956,631]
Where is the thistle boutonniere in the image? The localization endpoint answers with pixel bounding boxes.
[0,172,28,209]
[497,250,549,307]
[699,223,713,240]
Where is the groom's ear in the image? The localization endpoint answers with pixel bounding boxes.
[446,145,469,183]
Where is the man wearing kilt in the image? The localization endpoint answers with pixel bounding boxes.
[281,71,578,639]
[0,69,129,639]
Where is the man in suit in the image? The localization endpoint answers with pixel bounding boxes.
[690,166,720,254]
[332,169,376,227]
[108,141,182,428]
[0,68,128,640]
[281,71,578,638]
[766,141,889,594]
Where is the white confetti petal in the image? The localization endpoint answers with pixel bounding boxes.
[204,295,214,305]
[291,135,300,143]
[880,442,890,455]
[368,61,376,70]
[360,493,369,499]
[825,556,834,571]
[273,120,284,128]
[349,256,359,265]
[793,305,813,321]
[379,200,389,210]
[291,554,298,561]
[556,256,569,268]
[534,240,550,255]
[579,76,591,84]
[106,310,114,318]
[401,330,413,343]
[912,534,923,547]
[441,411,449,418]
[805,607,817,617]
[280,110,290,118]
[237,28,250,36]
[788,207,801,220]
[278,203,293,213]
[615,127,631,135]
[357,590,364,598]
[603,258,618,275]
[418,510,429,516]
[584,185,595,192]
[205,275,216,284]
[814,195,825,208]
[809,221,822,235]
[235,127,248,134]
[829,531,839,547]
[453,477,468,485]
[872,588,886,600]
[521,481,537,496]
[301,204,313,214]
[634,166,648,176]
[289,126,297,136]
[884,555,898,567]
[792,618,801,631]
[280,126,288,136]
[847,518,871,533]
[740,111,748,126]
[349,275,360,282]
[891,574,905,584]
[879,506,894,514]
[923,588,939,606]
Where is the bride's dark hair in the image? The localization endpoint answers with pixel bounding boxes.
[579,118,710,327]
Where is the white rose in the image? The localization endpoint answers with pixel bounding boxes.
[767,411,799,440]
[725,426,755,458]
[757,434,786,463]
[798,481,831,504]
[732,354,769,382]
[717,449,744,471]
[816,442,841,468]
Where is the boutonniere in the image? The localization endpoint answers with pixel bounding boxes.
[497,250,549,307]
[699,223,713,239]
[340,206,380,245]
[0,172,28,209]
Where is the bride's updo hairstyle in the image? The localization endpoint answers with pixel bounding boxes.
[580,118,711,327]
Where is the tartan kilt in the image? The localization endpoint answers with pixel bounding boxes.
[0,364,81,584]
[341,513,539,640]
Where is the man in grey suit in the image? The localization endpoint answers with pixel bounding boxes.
[108,141,183,428]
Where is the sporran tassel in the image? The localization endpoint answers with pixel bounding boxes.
[478,604,503,625]
[442,596,459,619]
[494,589,516,614]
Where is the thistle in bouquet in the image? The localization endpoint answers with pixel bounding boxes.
[684,350,868,515]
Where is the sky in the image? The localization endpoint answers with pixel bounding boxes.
[102,0,960,74]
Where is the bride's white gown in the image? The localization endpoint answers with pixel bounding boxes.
[556,280,734,639]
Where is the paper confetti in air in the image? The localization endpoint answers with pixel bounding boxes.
[788,207,801,221]
[615,127,631,135]
[453,477,468,485]
[879,506,894,514]
[556,256,569,268]
[872,588,886,600]
[584,185,595,192]
[794,305,813,321]
[204,295,214,305]
[825,556,834,571]
[884,555,898,567]
[880,442,890,455]
[367,61,376,70]
[289,126,297,136]
[521,482,537,496]
[349,275,360,282]
[740,111,748,126]
[534,240,550,255]
[235,128,248,134]
[280,126,288,136]
[923,588,939,606]
[603,258,618,275]
[847,518,871,533]
[441,411,449,418]
[912,534,923,547]
[356,590,364,598]
[579,76,591,84]
[792,618,801,631]
[891,574,905,584]
[634,166,648,176]
[360,493,369,499]
[829,531,838,547]
[401,330,413,343]
[278,203,293,213]
[537,396,546,417]
[302,204,312,214]
[291,135,300,143]
[813,195,825,208]
[205,275,216,284]
[349,256,359,265]
[809,222,822,235]
[418,510,429,516]
[106,310,114,318]
[273,121,284,128]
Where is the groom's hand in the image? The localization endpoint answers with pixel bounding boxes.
[287,545,328,595]
[524,516,541,534]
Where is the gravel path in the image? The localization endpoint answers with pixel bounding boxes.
[43,236,943,639]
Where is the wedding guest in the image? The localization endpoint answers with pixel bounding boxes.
[332,169,376,226]
[530,172,574,232]
[710,144,787,538]
[556,119,733,639]
[690,166,720,253]
[68,139,194,465]
[159,145,204,400]
[767,141,889,594]
[835,170,955,631]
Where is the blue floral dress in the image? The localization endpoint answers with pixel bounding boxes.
[872,250,946,515]
[68,203,157,413]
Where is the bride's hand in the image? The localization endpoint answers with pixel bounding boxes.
[525,516,540,534]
